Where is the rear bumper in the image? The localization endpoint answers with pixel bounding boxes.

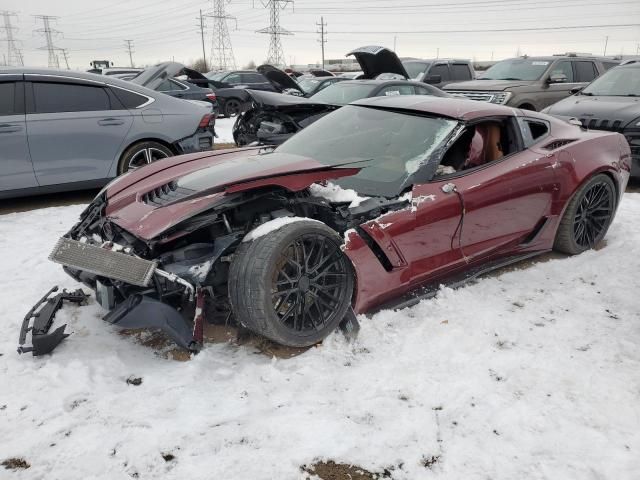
[176,130,215,154]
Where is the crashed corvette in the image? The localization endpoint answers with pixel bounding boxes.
[19,96,630,355]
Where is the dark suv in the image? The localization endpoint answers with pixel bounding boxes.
[444,54,618,111]
[402,59,474,88]
[206,70,274,91]
[542,60,640,177]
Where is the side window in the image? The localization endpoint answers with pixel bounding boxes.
[451,64,472,81]
[377,85,415,96]
[0,82,16,115]
[428,64,450,81]
[414,85,434,95]
[574,61,598,82]
[169,80,187,91]
[157,79,175,92]
[549,61,574,82]
[32,82,110,113]
[241,73,265,83]
[111,87,149,108]
[224,73,242,84]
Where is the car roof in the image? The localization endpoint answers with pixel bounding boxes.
[403,58,470,63]
[502,55,614,62]
[351,95,519,121]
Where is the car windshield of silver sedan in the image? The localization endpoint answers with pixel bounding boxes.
[478,58,550,81]
[274,105,459,197]
[582,67,640,96]
[309,82,377,104]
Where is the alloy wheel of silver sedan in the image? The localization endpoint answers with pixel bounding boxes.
[118,141,174,174]
[128,147,170,170]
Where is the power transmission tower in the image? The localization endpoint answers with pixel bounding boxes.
[197,9,207,71]
[316,16,326,70]
[61,48,70,69]
[257,0,293,67]
[124,39,134,67]
[206,0,237,71]
[0,11,24,66]
[34,15,62,68]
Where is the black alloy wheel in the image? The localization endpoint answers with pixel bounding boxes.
[224,99,241,117]
[229,220,354,347]
[271,234,351,334]
[554,174,616,255]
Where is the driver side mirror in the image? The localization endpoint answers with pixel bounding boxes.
[547,73,568,84]
[424,74,442,84]
[570,86,583,94]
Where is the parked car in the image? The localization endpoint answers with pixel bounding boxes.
[206,69,276,91]
[0,68,215,200]
[213,65,304,117]
[130,62,219,116]
[101,67,143,77]
[402,59,474,88]
[25,95,630,355]
[444,54,618,111]
[233,45,450,146]
[542,61,640,177]
[294,75,349,97]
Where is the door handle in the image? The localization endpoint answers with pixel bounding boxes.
[98,118,125,126]
[0,123,21,133]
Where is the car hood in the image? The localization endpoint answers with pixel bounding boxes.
[130,62,210,91]
[244,89,337,110]
[545,95,640,128]
[346,45,409,80]
[257,64,304,93]
[104,148,358,240]
[444,79,534,91]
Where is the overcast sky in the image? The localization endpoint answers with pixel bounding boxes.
[1,0,639,70]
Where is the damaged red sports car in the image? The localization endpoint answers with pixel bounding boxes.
[20,96,631,355]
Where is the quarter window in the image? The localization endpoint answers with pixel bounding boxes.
[574,61,598,82]
[32,82,110,113]
[111,87,149,108]
[0,82,16,115]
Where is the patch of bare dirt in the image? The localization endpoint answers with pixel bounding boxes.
[2,458,30,470]
[302,461,385,480]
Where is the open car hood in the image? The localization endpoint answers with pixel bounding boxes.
[257,64,304,93]
[346,46,409,80]
[104,149,359,240]
[131,62,215,90]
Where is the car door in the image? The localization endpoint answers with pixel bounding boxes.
[541,60,581,108]
[25,76,134,186]
[0,74,38,192]
[452,117,558,260]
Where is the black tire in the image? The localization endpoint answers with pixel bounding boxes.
[224,99,242,118]
[554,174,616,255]
[118,141,173,175]
[518,103,536,111]
[229,220,354,347]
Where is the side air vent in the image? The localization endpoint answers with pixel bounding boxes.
[542,139,577,150]
[141,181,196,206]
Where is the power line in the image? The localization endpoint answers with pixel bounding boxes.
[206,0,237,71]
[124,39,134,67]
[0,11,24,66]
[34,15,63,68]
[316,16,326,69]
[256,0,294,66]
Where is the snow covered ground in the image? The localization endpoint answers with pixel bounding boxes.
[1,194,639,479]
[216,117,236,144]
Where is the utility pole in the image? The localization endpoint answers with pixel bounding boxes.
[603,35,609,56]
[61,48,70,69]
[34,15,62,68]
[436,47,439,59]
[257,0,293,67]
[207,0,237,71]
[1,11,24,66]
[124,39,134,67]
[198,9,207,71]
[393,35,397,51]
[316,16,326,70]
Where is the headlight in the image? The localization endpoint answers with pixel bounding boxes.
[489,92,512,105]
